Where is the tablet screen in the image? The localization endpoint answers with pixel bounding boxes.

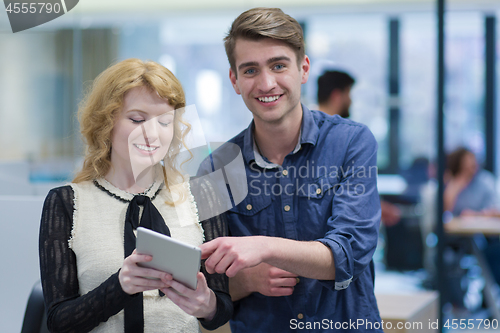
[136,227,201,290]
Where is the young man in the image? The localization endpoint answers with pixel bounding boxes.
[199,8,382,332]
[317,70,355,118]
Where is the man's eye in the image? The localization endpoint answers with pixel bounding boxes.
[274,64,285,70]
[245,68,256,75]
[130,118,145,124]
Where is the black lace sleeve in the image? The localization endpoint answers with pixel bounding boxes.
[192,179,233,330]
[39,186,136,333]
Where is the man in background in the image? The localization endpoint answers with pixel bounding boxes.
[317,70,355,118]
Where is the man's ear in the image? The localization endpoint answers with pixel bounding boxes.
[328,90,341,104]
[229,68,241,95]
[300,55,310,84]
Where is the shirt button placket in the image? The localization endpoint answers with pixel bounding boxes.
[280,165,297,240]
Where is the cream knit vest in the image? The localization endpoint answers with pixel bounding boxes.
[69,178,204,333]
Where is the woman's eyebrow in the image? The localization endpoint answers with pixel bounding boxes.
[125,109,147,115]
[125,109,175,116]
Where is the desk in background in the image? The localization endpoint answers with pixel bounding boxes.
[445,217,500,320]
[377,292,439,333]
[445,216,500,236]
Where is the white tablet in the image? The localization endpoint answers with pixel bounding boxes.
[136,227,201,290]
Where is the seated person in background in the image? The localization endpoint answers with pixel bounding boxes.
[39,58,232,332]
[444,146,500,287]
[444,147,499,216]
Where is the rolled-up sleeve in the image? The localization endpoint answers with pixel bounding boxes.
[316,125,381,290]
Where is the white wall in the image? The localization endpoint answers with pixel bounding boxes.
[0,196,46,333]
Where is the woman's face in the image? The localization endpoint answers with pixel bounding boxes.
[110,86,175,181]
[460,152,478,178]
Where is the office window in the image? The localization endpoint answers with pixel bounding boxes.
[158,15,253,143]
[306,14,389,169]
[445,12,484,161]
[400,12,483,169]
[400,13,436,169]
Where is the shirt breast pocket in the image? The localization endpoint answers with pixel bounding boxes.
[228,194,273,236]
[296,175,336,240]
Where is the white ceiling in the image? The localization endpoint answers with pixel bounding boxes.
[1,0,499,32]
[72,0,500,14]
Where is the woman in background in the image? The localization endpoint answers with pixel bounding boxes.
[39,59,231,332]
[444,147,500,292]
[444,147,498,216]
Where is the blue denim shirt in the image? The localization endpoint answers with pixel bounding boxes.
[200,106,382,332]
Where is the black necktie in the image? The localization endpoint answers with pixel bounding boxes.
[123,194,171,333]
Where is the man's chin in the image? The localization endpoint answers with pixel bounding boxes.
[253,112,285,125]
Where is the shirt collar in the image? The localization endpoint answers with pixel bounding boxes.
[300,104,320,146]
[242,104,320,168]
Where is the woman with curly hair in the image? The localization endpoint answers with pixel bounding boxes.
[39,58,232,332]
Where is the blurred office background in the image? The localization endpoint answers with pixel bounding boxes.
[2,0,500,332]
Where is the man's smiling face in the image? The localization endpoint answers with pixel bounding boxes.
[229,38,310,125]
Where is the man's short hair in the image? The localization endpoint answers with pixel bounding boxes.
[317,70,356,104]
[224,7,305,74]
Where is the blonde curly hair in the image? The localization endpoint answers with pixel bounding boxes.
[73,58,191,203]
